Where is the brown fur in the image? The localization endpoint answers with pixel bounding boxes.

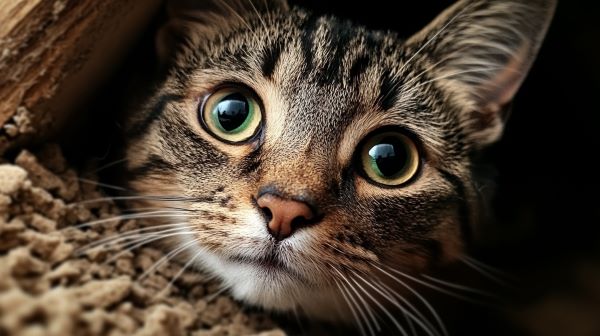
[122,0,556,329]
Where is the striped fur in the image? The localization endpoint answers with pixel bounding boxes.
[123,0,555,325]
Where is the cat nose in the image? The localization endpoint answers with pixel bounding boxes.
[257,194,315,240]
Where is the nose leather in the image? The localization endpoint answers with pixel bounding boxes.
[257,194,314,240]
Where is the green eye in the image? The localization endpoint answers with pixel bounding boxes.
[200,87,262,143]
[360,131,420,186]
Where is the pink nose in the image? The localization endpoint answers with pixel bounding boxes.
[257,194,315,240]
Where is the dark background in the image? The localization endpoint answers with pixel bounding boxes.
[66,1,600,335]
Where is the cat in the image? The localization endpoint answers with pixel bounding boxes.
[120,0,556,333]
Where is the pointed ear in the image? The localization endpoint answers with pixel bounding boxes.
[407,0,556,147]
[156,0,289,65]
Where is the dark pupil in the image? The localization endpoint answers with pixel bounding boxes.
[368,136,408,177]
[215,93,249,131]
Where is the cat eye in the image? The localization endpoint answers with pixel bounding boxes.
[359,131,420,186]
[200,86,262,143]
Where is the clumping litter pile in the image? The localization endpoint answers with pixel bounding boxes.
[0,145,284,336]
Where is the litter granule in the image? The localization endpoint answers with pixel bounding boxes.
[0,144,285,336]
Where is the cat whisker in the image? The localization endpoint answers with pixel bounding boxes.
[68,194,203,207]
[90,157,128,174]
[288,304,309,336]
[214,0,260,43]
[459,255,516,287]
[355,270,440,336]
[74,224,189,255]
[423,66,508,86]
[420,274,497,298]
[137,238,199,282]
[374,278,444,336]
[396,55,458,102]
[399,66,506,100]
[333,268,375,335]
[260,0,275,29]
[397,4,471,75]
[324,242,444,334]
[154,246,204,300]
[347,272,381,332]
[348,271,410,336]
[324,242,441,334]
[386,268,493,306]
[100,229,191,255]
[71,210,192,230]
[76,177,129,191]
[102,229,197,265]
[376,265,448,336]
[334,268,380,335]
[120,206,195,214]
[246,0,272,46]
[331,272,368,336]
[405,309,417,336]
[204,285,229,303]
[396,55,502,110]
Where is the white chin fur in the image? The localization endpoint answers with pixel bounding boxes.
[186,243,347,321]
[177,210,350,321]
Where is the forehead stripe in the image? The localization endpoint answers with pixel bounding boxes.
[261,39,284,79]
[299,14,320,74]
[377,70,403,111]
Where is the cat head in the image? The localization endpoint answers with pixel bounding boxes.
[124,0,555,321]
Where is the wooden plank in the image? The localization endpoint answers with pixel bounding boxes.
[0,0,162,153]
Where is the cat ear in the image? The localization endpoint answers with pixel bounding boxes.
[406,0,556,146]
[156,0,289,65]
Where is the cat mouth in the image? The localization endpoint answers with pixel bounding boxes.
[228,251,308,280]
[229,252,287,271]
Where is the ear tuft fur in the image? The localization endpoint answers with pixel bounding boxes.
[407,0,556,146]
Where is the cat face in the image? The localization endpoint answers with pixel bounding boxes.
[124,0,555,321]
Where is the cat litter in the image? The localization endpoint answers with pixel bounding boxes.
[0,144,285,336]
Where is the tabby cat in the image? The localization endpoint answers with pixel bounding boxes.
[122,0,555,333]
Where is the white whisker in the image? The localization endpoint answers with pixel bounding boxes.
[399,66,505,99]
[77,177,128,191]
[333,276,367,336]
[103,230,196,265]
[387,268,492,305]
[460,255,516,283]
[334,268,376,336]
[205,285,229,303]
[355,271,441,336]
[68,195,198,207]
[459,257,512,287]
[339,269,381,334]
[373,279,441,336]
[75,225,187,255]
[138,239,199,281]
[376,265,448,336]
[349,271,409,336]
[72,211,192,230]
[121,206,194,214]
[397,54,458,102]
[214,0,260,43]
[397,4,471,74]
[421,274,496,298]
[247,0,272,46]
[155,247,204,299]
[91,157,127,174]
[405,310,417,336]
